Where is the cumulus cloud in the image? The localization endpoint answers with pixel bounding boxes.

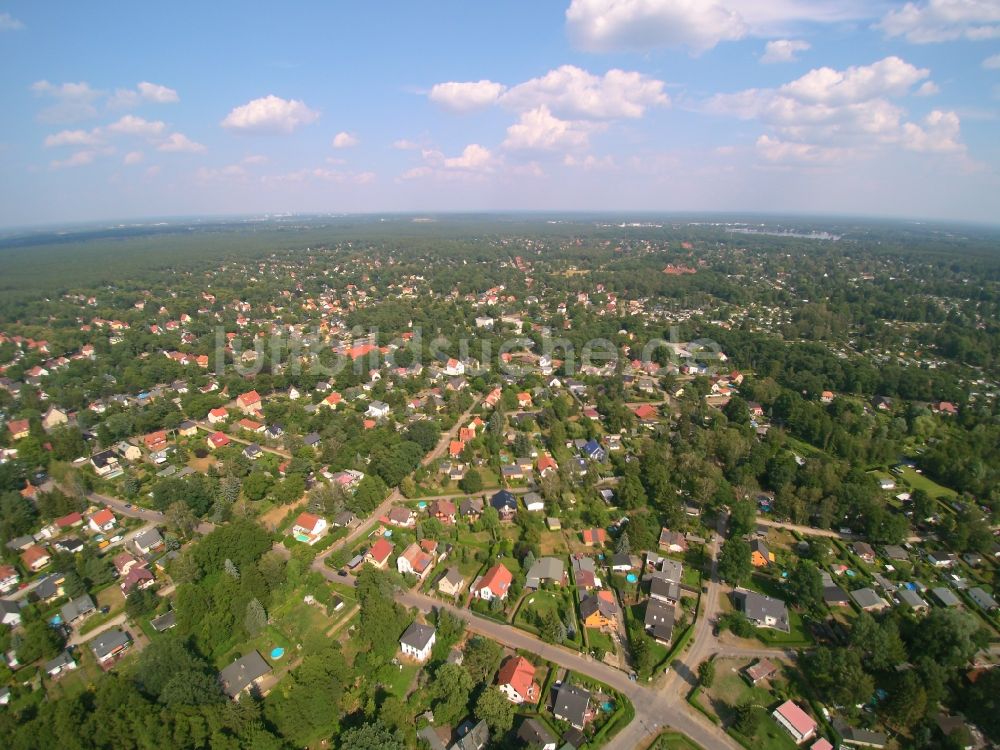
[0,12,24,30]
[31,80,102,123]
[105,115,167,137]
[428,80,507,111]
[44,129,103,148]
[443,144,495,170]
[221,95,319,133]
[901,110,964,152]
[109,81,180,109]
[123,151,144,165]
[984,53,1000,68]
[51,150,98,169]
[761,39,811,63]
[501,65,668,119]
[157,133,206,152]
[332,131,359,148]
[502,106,596,151]
[779,56,929,105]
[879,0,1000,43]
[915,80,941,96]
[566,0,871,54]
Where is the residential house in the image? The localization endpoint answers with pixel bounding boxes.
[303,432,321,449]
[553,684,592,730]
[42,406,69,430]
[852,542,876,564]
[897,588,928,611]
[385,506,416,528]
[0,599,24,627]
[366,401,390,420]
[121,565,154,595]
[579,439,606,462]
[644,599,675,644]
[931,587,961,608]
[21,544,51,572]
[113,551,141,577]
[208,407,229,424]
[490,490,518,520]
[471,563,513,601]
[744,658,779,685]
[399,621,436,662]
[450,720,489,750]
[968,587,999,612]
[291,513,328,545]
[823,585,851,607]
[133,528,164,555]
[851,587,889,612]
[772,700,817,744]
[582,528,607,546]
[833,720,888,749]
[750,539,773,567]
[460,497,484,521]
[207,431,230,450]
[150,611,177,632]
[178,420,198,437]
[365,538,394,569]
[88,508,116,533]
[610,553,635,573]
[497,655,540,704]
[733,588,790,632]
[650,576,681,605]
[332,511,358,529]
[90,450,122,478]
[517,717,556,750]
[438,567,466,598]
[61,594,96,625]
[45,650,77,678]
[658,528,688,553]
[580,591,619,631]
[242,443,263,461]
[523,492,544,512]
[91,629,132,665]
[525,557,566,589]
[236,390,262,415]
[427,499,457,524]
[0,565,19,594]
[537,454,558,477]
[219,651,272,700]
[397,540,437,580]
[6,419,30,440]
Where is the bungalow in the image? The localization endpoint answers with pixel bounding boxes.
[820,390,835,404]
[91,629,132,665]
[833,720,888,749]
[644,599,675,644]
[333,510,359,529]
[553,683,592,730]
[582,528,608,546]
[237,418,265,434]
[823,585,851,607]
[21,544,51,572]
[897,588,928,611]
[658,528,688,553]
[219,651,272,700]
[633,403,657,421]
[6,419,30,440]
[321,391,343,409]
[303,432,321,449]
[610,553,634,573]
[968,586,999,612]
[525,557,566,589]
[471,563,513,601]
[242,443,263,461]
[438,567,466,598]
[851,587,890,612]
[497,655,540,704]
[931,587,961,608]
[580,591,619,630]
[516,392,533,408]
[236,390,262,415]
[385,506,416,528]
[427,499,457,524]
[772,700,817,744]
[490,490,518,520]
[207,431,230,450]
[264,424,284,440]
[150,611,177,632]
[208,407,229,424]
[733,588,790,632]
[750,539,773,568]
[134,528,164,555]
[399,621,436,662]
[365,538,394,569]
[397,540,437,580]
[45,650,77,678]
[537,454,558,477]
[291,513,327,545]
[522,492,544,512]
[178,420,199,437]
[744,658,779,685]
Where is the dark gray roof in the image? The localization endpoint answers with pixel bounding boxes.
[968,587,999,610]
[400,621,436,652]
[91,629,131,660]
[61,593,95,623]
[897,588,927,609]
[219,651,271,698]
[44,650,75,673]
[822,585,850,604]
[931,587,961,607]
[517,717,555,748]
[850,587,887,610]
[553,683,591,728]
[0,598,24,618]
[526,557,565,588]
[644,599,675,642]
[150,611,177,631]
[450,719,489,750]
[650,576,680,602]
[734,588,790,632]
[134,528,163,550]
[580,593,618,621]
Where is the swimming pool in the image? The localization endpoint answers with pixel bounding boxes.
[271,647,285,660]
[294,533,311,543]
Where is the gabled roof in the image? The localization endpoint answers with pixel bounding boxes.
[369,537,394,563]
[497,655,537,699]
[91,629,131,659]
[553,683,590,727]
[219,651,271,698]
[490,489,518,511]
[400,621,436,652]
[474,563,512,596]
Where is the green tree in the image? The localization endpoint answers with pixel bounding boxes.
[734,701,764,736]
[244,598,267,636]
[336,721,407,750]
[718,538,752,586]
[786,560,823,613]
[429,662,475,726]
[463,636,502,682]
[475,686,515,734]
[884,670,927,730]
[125,588,159,620]
[698,659,716,688]
[459,468,483,494]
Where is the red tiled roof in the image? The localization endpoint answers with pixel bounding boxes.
[90,508,115,526]
[475,563,512,596]
[497,655,537,700]
[294,512,321,533]
[369,537,393,563]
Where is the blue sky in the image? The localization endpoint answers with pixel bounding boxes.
[1,0,999,227]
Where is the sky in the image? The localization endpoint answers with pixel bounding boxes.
[1,0,999,227]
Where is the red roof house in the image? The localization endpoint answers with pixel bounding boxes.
[497,655,540,704]
[472,563,513,601]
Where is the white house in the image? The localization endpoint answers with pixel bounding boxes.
[291,513,328,545]
[88,508,117,533]
[366,401,390,420]
[399,621,436,662]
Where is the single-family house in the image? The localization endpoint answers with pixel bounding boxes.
[397,540,437,580]
[208,407,229,424]
[523,492,544,512]
[6,419,30,441]
[517,718,556,750]
[61,594,96,625]
[134,528,164,555]
[438,567,466,598]
[852,542,876,564]
[399,621,436,662]
[658,528,688,553]
[0,599,24,626]
[471,563,512,601]
[207,431,230,449]
[733,588,790,632]
[90,449,122,478]
[772,700,817,744]
[650,576,681,605]
[644,598,675,644]
[91,629,132,665]
[178,420,199,437]
[291,513,327,545]
[120,565,154,595]
[582,528,607,546]
[236,390,262,415]
[750,538,773,567]
[385,506,416,528]
[525,557,566,589]
[219,651,272,700]
[0,565,19,594]
[968,587,999,612]
[366,401,390,420]
[490,490,518,520]
[580,591,619,630]
[42,406,69,430]
[497,655,540,704]
[744,658,779,685]
[851,587,890,612]
[460,497,484,521]
[21,544,51,572]
[45,650,77,678]
[553,684,592,730]
[897,588,928,611]
[428,499,457,524]
[365,538,394,569]
[88,508,116,533]
[931,587,961,608]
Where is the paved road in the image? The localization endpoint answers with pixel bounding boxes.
[88,491,216,535]
[68,612,127,646]
[193,421,292,459]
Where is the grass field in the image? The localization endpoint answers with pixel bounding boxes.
[897,465,957,500]
[654,731,706,750]
[587,627,616,654]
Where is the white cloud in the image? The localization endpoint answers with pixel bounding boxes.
[501,65,668,119]
[901,110,964,152]
[755,134,847,162]
[137,82,179,104]
[0,12,24,30]
[915,81,941,96]
[221,95,319,133]
[392,139,420,150]
[31,80,102,123]
[428,80,507,111]
[443,144,495,170]
[502,106,595,151]
[157,133,205,152]
[566,0,871,54]
[123,151,144,165]
[51,150,98,169]
[984,53,1000,69]
[106,115,167,137]
[44,129,102,148]
[879,0,1000,43]
[779,57,928,105]
[332,131,359,148]
[761,39,811,63]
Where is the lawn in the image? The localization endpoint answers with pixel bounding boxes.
[382,661,420,697]
[896,465,957,500]
[587,627,616,655]
[654,732,706,750]
[515,589,582,648]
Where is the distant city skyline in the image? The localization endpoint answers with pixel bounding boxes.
[1,1,999,227]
